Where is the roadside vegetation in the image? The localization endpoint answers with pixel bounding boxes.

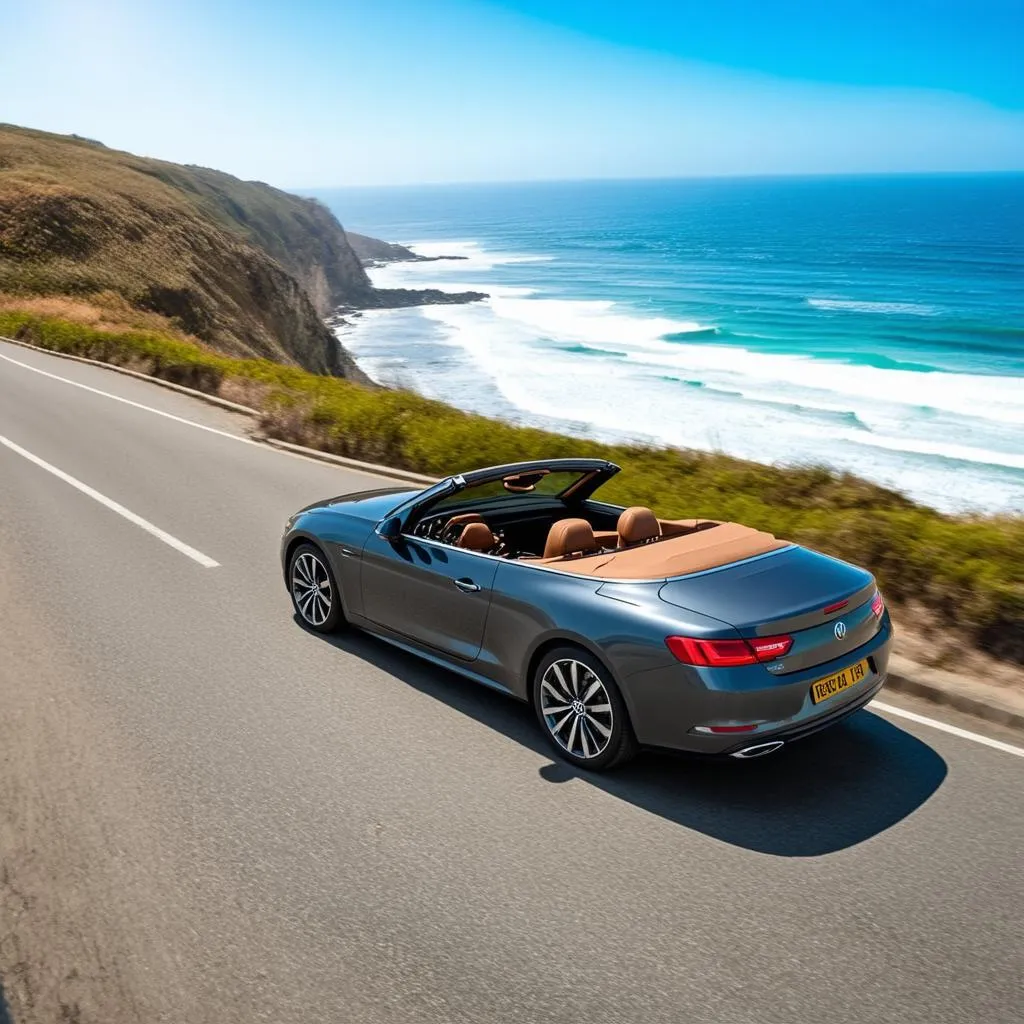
[2,305,1022,664]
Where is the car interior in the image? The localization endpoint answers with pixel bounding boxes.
[407,469,787,578]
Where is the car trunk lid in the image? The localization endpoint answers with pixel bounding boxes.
[658,546,878,674]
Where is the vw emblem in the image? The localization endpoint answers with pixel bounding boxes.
[834,620,848,640]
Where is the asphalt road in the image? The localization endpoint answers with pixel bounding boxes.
[1,338,1022,1024]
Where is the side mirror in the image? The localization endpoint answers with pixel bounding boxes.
[377,515,402,539]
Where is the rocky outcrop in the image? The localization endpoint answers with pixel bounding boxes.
[336,287,487,313]
[345,231,468,268]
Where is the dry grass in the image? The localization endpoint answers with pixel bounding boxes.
[0,291,200,339]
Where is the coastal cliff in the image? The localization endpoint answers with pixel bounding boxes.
[0,125,483,379]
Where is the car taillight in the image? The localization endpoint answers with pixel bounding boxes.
[871,590,885,617]
[666,637,755,666]
[749,635,793,661]
[666,634,793,667]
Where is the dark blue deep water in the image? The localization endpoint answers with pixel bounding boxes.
[313,176,1024,512]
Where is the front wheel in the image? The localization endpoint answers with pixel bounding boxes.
[288,543,344,633]
[532,646,637,771]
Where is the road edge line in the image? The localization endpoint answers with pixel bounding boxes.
[883,669,1024,734]
[0,335,261,416]
[0,337,439,487]
[871,700,1024,758]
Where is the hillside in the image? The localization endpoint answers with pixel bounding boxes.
[1,125,444,378]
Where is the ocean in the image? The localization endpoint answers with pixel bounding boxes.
[313,175,1024,514]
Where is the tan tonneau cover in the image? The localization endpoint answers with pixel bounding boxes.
[528,522,789,579]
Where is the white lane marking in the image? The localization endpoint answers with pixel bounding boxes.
[0,351,259,447]
[0,434,219,568]
[872,700,1024,759]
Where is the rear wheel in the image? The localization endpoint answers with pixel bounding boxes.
[532,646,637,771]
[289,543,344,633]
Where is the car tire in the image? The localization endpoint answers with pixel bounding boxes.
[532,646,638,771]
[288,542,344,633]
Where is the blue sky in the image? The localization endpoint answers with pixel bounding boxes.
[2,0,1022,186]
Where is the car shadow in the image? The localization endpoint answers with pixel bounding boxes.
[306,622,948,857]
[0,982,12,1024]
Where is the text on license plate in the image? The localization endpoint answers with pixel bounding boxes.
[809,658,870,704]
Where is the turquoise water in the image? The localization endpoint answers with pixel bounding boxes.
[313,176,1024,513]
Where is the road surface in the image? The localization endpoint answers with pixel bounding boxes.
[1,338,1021,1024]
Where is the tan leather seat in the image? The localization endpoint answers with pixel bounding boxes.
[617,506,661,548]
[543,518,601,559]
[458,521,496,552]
[445,512,485,532]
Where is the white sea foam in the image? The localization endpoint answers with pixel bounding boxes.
[837,432,1024,471]
[807,298,941,316]
[338,239,1024,513]
[369,262,538,299]
[408,239,554,263]
[378,239,553,276]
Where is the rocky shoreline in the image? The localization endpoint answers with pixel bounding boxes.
[345,231,469,268]
[329,232,487,326]
[324,282,487,332]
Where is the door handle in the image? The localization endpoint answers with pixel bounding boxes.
[453,578,481,593]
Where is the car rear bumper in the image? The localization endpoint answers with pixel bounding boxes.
[621,614,893,755]
[719,675,886,756]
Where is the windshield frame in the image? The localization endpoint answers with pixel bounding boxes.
[388,458,620,532]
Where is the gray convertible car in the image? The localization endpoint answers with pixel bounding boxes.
[281,458,892,770]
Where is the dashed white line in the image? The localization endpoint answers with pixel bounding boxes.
[872,700,1024,758]
[0,434,219,568]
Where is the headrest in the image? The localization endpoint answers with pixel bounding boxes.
[446,512,484,529]
[544,518,600,559]
[458,522,496,552]
[618,506,661,547]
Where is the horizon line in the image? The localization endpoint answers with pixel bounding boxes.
[293,167,1024,192]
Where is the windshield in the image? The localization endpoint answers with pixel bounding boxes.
[430,470,593,511]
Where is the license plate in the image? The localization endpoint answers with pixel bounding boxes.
[810,658,870,704]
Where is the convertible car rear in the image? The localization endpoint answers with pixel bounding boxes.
[281,458,892,770]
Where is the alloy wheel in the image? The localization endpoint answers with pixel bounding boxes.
[291,551,333,627]
[539,658,614,760]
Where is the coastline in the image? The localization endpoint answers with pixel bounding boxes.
[326,231,488,330]
[328,226,1024,517]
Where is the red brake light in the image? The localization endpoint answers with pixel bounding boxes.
[823,599,849,614]
[871,590,885,617]
[666,636,755,666]
[666,634,793,667]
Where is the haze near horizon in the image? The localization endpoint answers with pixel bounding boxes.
[2,0,1022,187]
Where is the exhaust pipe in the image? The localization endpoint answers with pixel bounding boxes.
[730,740,785,759]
